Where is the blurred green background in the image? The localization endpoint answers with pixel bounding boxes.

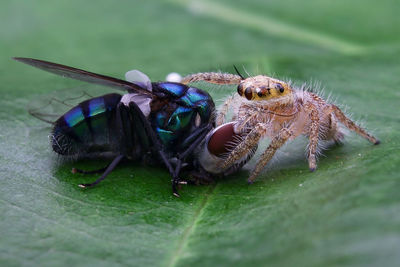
[1,0,400,266]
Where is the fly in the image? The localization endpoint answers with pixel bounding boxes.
[14,58,255,197]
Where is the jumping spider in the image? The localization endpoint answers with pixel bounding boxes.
[181,70,380,183]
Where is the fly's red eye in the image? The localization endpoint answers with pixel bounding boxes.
[207,123,236,156]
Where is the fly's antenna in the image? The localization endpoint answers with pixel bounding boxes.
[233,65,244,80]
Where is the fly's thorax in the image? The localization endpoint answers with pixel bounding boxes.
[237,75,294,102]
[150,82,216,150]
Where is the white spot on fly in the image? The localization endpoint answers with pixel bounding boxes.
[195,113,201,127]
[121,93,152,117]
[166,72,182,83]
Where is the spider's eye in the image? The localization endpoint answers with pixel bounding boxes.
[244,88,253,100]
[276,84,284,93]
[237,84,243,96]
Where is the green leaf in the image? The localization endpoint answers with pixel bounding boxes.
[1,0,399,266]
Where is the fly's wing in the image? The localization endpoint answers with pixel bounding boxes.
[13,57,153,96]
[28,88,97,125]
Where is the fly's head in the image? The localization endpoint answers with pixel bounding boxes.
[237,75,293,102]
[196,122,256,176]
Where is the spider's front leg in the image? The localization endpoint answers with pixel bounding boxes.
[216,94,243,126]
[248,127,293,183]
[181,72,242,85]
[216,95,234,126]
[182,72,243,126]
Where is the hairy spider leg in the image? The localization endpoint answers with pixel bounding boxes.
[331,104,380,145]
[216,95,235,126]
[248,127,293,183]
[181,72,242,85]
[307,105,320,171]
[219,122,267,170]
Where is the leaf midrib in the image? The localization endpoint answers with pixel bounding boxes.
[167,184,217,267]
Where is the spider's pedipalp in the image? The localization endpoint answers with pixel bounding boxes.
[219,122,268,170]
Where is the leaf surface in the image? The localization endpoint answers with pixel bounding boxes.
[1,0,399,266]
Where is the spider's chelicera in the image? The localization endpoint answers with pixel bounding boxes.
[182,71,380,183]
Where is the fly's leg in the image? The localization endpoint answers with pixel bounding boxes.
[76,103,132,188]
[78,155,124,188]
[307,107,319,172]
[72,166,107,175]
[126,103,182,197]
[219,123,267,170]
[178,125,212,160]
[127,102,211,197]
[331,105,380,144]
[76,102,134,188]
[181,72,242,85]
[170,125,212,191]
[248,127,293,183]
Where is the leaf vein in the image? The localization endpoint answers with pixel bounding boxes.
[167,184,217,267]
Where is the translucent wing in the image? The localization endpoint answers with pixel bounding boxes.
[13,57,152,96]
[28,89,96,125]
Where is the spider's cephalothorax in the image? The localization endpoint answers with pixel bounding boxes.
[237,75,293,102]
[182,71,380,183]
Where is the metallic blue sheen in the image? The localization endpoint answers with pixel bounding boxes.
[64,106,85,127]
[89,97,106,117]
[152,83,214,149]
[158,83,187,97]
[180,87,210,105]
